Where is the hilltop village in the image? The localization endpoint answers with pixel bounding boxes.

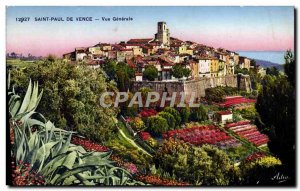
[63,21,255,81]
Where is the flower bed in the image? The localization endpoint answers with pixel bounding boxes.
[246,152,267,162]
[72,137,139,174]
[139,131,151,141]
[225,120,251,128]
[218,96,256,108]
[110,155,138,174]
[11,160,45,186]
[71,136,110,152]
[163,125,240,148]
[136,175,190,186]
[226,122,269,147]
[139,108,157,118]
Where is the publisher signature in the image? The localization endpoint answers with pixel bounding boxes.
[256,172,289,184]
[256,172,290,184]
[271,172,290,183]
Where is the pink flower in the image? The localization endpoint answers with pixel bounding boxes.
[124,163,138,174]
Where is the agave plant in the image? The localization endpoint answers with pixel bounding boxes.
[8,75,145,186]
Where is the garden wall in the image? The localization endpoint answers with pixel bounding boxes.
[131,75,251,103]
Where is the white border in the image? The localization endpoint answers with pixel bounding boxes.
[0,0,298,191]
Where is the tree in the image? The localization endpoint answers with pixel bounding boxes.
[115,62,135,91]
[147,116,169,136]
[205,87,225,103]
[102,59,117,79]
[158,111,176,130]
[235,65,249,75]
[46,54,56,62]
[103,61,135,91]
[249,69,261,91]
[179,107,191,124]
[139,87,153,106]
[171,63,191,79]
[120,92,138,117]
[255,51,295,184]
[250,59,257,68]
[240,156,282,185]
[189,105,208,122]
[284,50,295,86]
[163,107,181,126]
[155,139,236,185]
[266,66,279,76]
[10,59,118,143]
[143,65,158,81]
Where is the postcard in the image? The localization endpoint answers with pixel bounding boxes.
[6,6,295,186]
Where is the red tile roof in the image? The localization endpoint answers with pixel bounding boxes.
[161,62,174,67]
[170,37,183,42]
[122,44,142,47]
[127,38,153,44]
[112,44,124,51]
[121,49,133,51]
[75,47,88,53]
[217,110,232,115]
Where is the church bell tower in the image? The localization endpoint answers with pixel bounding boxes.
[155,21,170,46]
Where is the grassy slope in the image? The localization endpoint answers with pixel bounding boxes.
[116,123,152,157]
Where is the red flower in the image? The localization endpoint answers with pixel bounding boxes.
[163,125,239,147]
[71,137,109,152]
[139,131,151,141]
[11,160,45,186]
[139,109,157,118]
[136,175,190,186]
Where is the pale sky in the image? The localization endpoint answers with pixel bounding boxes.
[6,6,294,57]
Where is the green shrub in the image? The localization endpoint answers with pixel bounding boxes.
[129,117,145,131]
[120,92,138,117]
[147,116,169,136]
[158,111,176,130]
[226,145,253,162]
[179,107,191,124]
[147,137,159,149]
[108,139,152,167]
[143,65,158,81]
[240,156,282,185]
[189,105,208,122]
[163,107,181,126]
[234,106,258,120]
[205,87,225,103]
[205,86,239,103]
[155,138,236,185]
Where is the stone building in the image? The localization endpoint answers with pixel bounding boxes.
[75,47,89,61]
[239,56,251,70]
[210,58,219,77]
[197,57,211,78]
[155,21,170,47]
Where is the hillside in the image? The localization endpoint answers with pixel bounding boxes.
[254,59,283,71]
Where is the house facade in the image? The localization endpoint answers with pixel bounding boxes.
[198,58,211,78]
